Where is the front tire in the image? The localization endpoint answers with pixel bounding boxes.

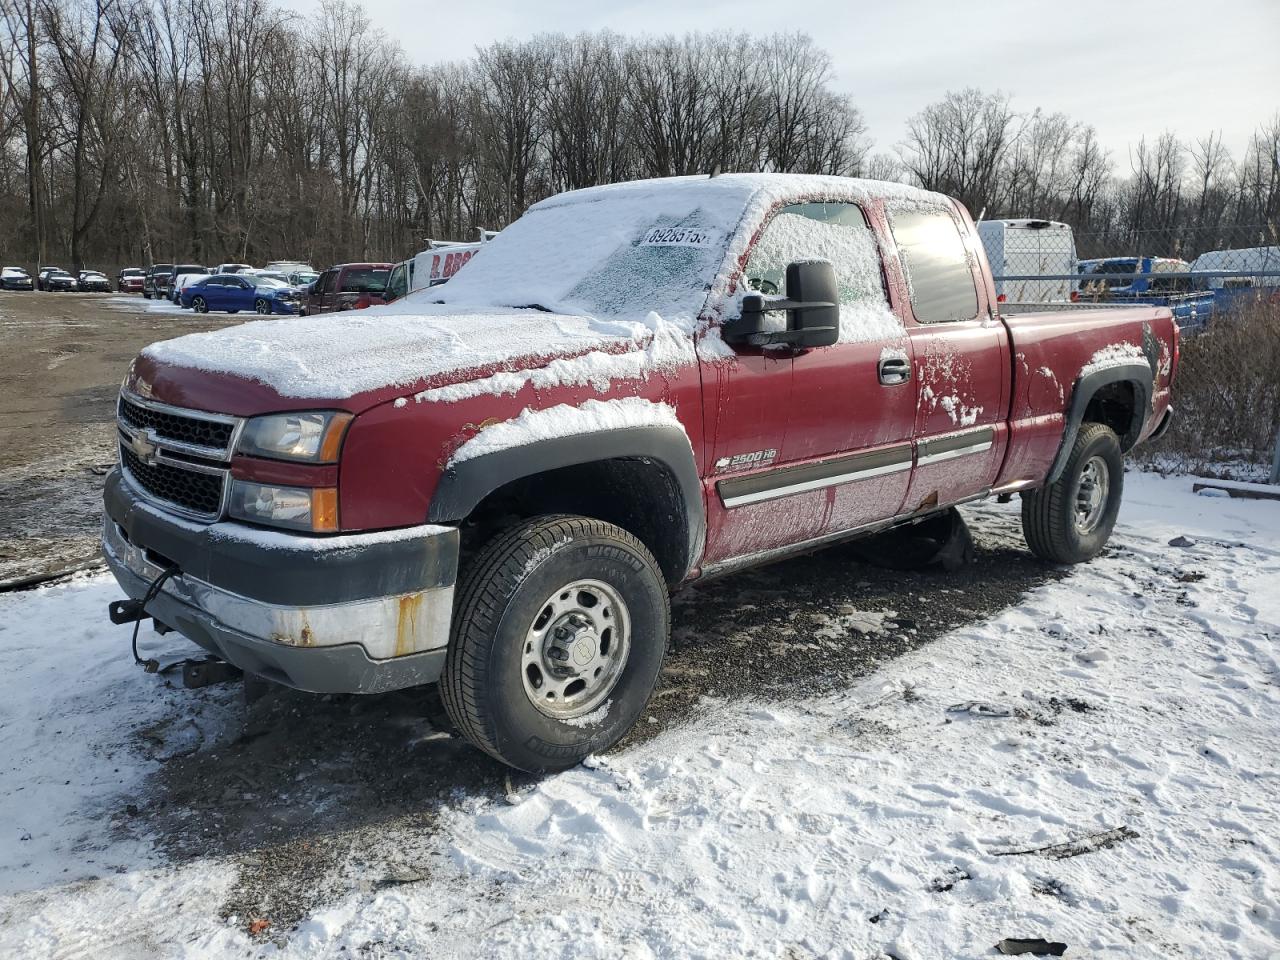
[440,515,669,773]
[1021,422,1124,564]
[255,298,270,314]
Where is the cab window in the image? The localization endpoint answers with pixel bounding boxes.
[744,202,889,322]
[887,208,979,323]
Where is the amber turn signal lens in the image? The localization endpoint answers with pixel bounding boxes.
[319,413,353,463]
[312,487,339,532]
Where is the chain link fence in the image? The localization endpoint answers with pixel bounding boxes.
[980,220,1280,334]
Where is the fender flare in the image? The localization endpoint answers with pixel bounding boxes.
[1047,362,1153,484]
[428,425,706,580]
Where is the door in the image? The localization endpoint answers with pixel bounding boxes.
[309,270,337,313]
[703,202,917,565]
[198,277,224,309]
[226,276,254,311]
[886,206,1010,512]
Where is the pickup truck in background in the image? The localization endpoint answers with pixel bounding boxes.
[301,262,393,314]
[103,174,1176,772]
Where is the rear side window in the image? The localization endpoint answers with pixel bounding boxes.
[888,209,979,323]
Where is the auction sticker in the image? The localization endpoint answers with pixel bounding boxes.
[640,226,719,248]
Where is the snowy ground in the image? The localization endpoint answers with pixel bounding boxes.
[1,472,1277,959]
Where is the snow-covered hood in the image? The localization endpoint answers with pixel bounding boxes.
[131,305,682,416]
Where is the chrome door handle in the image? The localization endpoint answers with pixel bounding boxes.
[878,357,911,385]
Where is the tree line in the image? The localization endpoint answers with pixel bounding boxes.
[1,0,1277,272]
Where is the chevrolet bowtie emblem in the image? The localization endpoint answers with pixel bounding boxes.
[130,432,158,464]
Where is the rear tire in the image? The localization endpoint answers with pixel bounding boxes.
[1021,422,1123,564]
[440,515,669,773]
[192,296,207,314]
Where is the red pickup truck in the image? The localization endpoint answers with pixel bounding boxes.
[104,174,1176,772]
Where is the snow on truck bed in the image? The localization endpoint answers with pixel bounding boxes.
[142,174,947,399]
[2,473,1278,958]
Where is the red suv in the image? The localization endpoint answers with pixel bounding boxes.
[301,263,392,314]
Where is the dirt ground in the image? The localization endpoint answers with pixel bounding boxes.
[0,290,237,582]
[0,289,1070,934]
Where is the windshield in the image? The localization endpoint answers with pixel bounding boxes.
[3,268,28,276]
[122,269,144,276]
[292,272,318,285]
[431,188,738,321]
[255,277,288,289]
[339,268,389,293]
[385,263,408,301]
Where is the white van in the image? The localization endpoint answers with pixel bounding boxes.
[977,219,1078,303]
[384,231,497,303]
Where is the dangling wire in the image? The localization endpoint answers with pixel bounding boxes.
[132,567,177,672]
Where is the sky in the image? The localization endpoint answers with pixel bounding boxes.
[284,0,1279,166]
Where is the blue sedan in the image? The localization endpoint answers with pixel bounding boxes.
[180,274,300,315]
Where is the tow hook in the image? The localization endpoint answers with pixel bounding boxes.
[109,598,149,625]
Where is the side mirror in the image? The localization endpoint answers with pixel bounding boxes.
[725,260,840,348]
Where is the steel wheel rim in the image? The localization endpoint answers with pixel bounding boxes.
[1074,455,1110,534]
[521,578,631,720]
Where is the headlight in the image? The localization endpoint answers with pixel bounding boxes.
[237,411,352,462]
[228,481,338,532]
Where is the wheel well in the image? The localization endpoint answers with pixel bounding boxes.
[1083,380,1138,449]
[457,458,692,586]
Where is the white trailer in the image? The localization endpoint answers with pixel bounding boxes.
[977,219,1078,303]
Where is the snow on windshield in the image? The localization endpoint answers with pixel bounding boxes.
[430,182,747,325]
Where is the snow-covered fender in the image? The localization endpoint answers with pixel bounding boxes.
[427,425,706,581]
[1047,361,1153,484]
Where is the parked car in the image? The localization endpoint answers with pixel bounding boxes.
[0,266,34,290]
[37,267,77,291]
[180,273,301,315]
[167,264,208,303]
[117,267,146,293]
[264,260,315,274]
[300,262,391,314]
[1190,245,1280,312]
[286,268,319,290]
[977,219,1078,303]
[143,263,174,299]
[171,272,212,306]
[77,270,112,293]
[103,173,1177,773]
[214,263,253,274]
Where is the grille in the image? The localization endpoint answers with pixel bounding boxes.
[121,445,224,518]
[118,395,233,452]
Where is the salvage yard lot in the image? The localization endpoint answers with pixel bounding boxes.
[0,291,1277,958]
[0,291,237,583]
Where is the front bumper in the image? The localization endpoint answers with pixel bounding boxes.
[102,468,459,693]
